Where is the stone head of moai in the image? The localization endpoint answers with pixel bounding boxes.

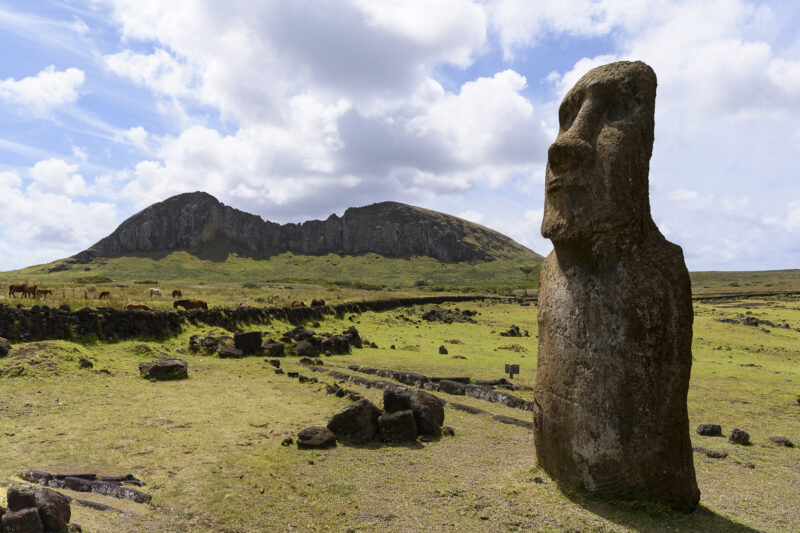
[542,61,657,247]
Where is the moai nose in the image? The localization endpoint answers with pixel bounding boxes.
[547,137,593,174]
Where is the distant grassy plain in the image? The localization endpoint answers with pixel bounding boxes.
[1,292,798,532]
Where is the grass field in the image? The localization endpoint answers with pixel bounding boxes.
[1,295,798,532]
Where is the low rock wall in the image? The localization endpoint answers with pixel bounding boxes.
[0,295,491,343]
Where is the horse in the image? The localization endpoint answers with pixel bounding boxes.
[238,301,250,308]
[291,300,306,308]
[311,298,326,307]
[173,299,208,310]
[125,304,151,311]
[8,284,25,298]
[98,291,110,299]
[36,289,53,298]
[22,283,38,298]
[172,289,182,298]
[149,288,162,298]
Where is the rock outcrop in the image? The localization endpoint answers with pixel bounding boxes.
[72,193,536,263]
[534,61,700,512]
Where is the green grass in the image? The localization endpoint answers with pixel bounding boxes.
[1,296,798,531]
[1,250,542,293]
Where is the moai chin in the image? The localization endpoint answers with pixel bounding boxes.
[534,61,700,512]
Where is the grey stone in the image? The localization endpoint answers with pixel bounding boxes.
[729,428,751,445]
[327,398,381,443]
[138,357,188,380]
[378,410,418,443]
[697,424,722,437]
[297,426,337,449]
[294,340,319,357]
[534,61,699,513]
[768,436,794,447]
[218,346,243,359]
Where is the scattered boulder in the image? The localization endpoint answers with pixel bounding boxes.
[729,428,751,445]
[768,436,794,448]
[6,482,71,533]
[234,331,262,355]
[77,358,93,369]
[218,346,244,359]
[281,437,293,446]
[378,410,418,443]
[294,340,320,357]
[382,387,444,436]
[327,398,381,444]
[2,507,43,533]
[274,369,284,375]
[442,426,455,437]
[188,335,222,353]
[500,325,528,337]
[696,424,722,437]
[64,477,92,492]
[0,336,11,357]
[297,426,336,449]
[438,345,448,355]
[138,357,188,380]
[321,335,351,355]
[705,450,728,459]
[268,359,281,368]
[437,379,467,396]
[421,307,477,324]
[263,341,285,357]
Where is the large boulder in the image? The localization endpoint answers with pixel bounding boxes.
[138,357,188,380]
[6,483,71,533]
[297,426,337,449]
[378,410,418,443]
[534,61,699,512]
[294,340,320,357]
[321,335,351,355]
[327,398,381,443]
[383,387,444,436]
[234,331,262,355]
[437,380,467,396]
[218,346,243,359]
[0,336,10,357]
[2,508,43,533]
[264,341,285,357]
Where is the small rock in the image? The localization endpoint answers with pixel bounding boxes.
[218,346,244,359]
[438,345,448,355]
[0,336,10,357]
[441,426,455,437]
[274,369,284,375]
[78,358,93,369]
[705,450,728,459]
[138,357,188,380]
[281,437,293,446]
[768,436,794,448]
[696,424,722,437]
[729,428,751,445]
[297,426,337,449]
[268,359,281,368]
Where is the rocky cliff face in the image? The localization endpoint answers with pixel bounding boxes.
[73,192,536,263]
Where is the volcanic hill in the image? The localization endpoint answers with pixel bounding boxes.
[73,192,538,264]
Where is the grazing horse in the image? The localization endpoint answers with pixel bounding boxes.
[291,300,306,308]
[8,284,25,298]
[36,288,53,298]
[125,304,151,311]
[311,298,325,307]
[149,288,162,298]
[173,299,208,310]
[98,291,110,299]
[238,301,250,308]
[22,283,38,298]
[172,289,182,298]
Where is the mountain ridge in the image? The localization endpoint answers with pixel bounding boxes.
[73,192,540,264]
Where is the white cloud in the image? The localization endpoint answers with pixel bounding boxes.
[72,146,88,161]
[0,168,116,270]
[0,65,85,116]
[113,126,151,151]
[457,210,484,224]
[104,49,198,97]
[29,158,88,196]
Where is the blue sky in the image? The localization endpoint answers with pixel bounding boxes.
[1,0,799,271]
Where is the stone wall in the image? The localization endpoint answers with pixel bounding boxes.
[0,295,489,343]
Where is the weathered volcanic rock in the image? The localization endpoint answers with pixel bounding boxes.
[73,192,536,263]
[378,410,418,443]
[327,398,381,444]
[534,61,700,512]
[294,340,320,357]
[697,424,722,437]
[138,357,188,380]
[0,336,10,357]
[218,346,243,359]
[768,436,794,448]
[383,387,444,436]
[729,428,751,446]
[234,331,262,355]
[2,507,43,533]
[297,426,337,450]
[6,483,71,533]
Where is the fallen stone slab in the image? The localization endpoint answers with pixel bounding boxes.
[218,346,244,359]
[138,357,188,380]
[327,398,381,444]
[297,426,337,449]
[696,424,722,437]
[378,410,418,443]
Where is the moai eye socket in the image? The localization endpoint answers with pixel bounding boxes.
[605,94,641,122]
[558,98,580,131]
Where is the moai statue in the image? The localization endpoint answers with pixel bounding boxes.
[533,61,700,512]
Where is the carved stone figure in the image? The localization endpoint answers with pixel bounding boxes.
[534,61,700,512]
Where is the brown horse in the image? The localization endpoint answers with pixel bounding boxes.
[238,301,250,308]
[172,289,182,298]
[8,284,25,298]
[125,304,152,311]
[291,300,306,308]
[174,299,208,310]
[22,283,38,298]
[98,291,110,299]
[311,298,325,307]
[36,288,53,298]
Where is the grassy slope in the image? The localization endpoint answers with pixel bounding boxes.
[1,298,798,532]
[1,251,542,291]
